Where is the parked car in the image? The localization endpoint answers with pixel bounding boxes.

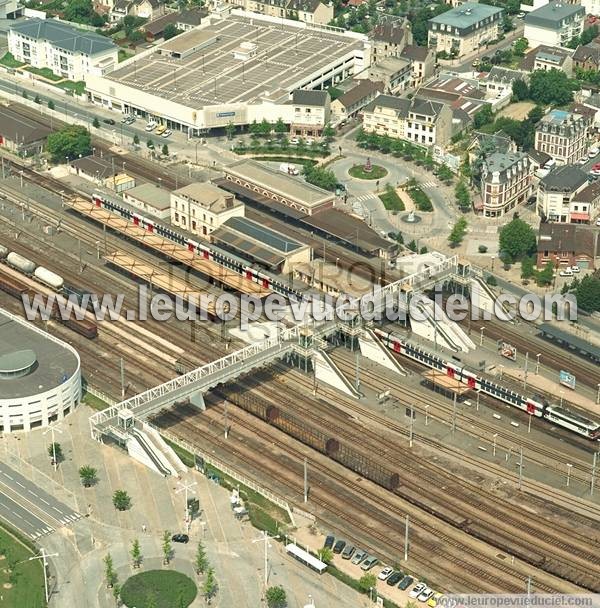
[387,571,404,586]
[324,535,335,550]
[378,566,394,581]
[161,129,172,138]
[596,217,600,226]
[103,118,116,125]
[171,534,189,543]
[559,268,574,277]
[145,122,157,131]
[342,544,355,560]
[289,137,300,145]
[155,124,167,135]
[589,147,599,158]
[570,265,580,273]
[418,587,434,602]
[409,583,427,599]
[333,539,346,554]
[428,592,443,607]
[351,549,367,565]
[361,555,378,571]
[399,575,414,590]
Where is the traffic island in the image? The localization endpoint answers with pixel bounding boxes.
[348,160,388,180]
[120,570,197,608]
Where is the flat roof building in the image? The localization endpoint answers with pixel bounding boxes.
[293,259,375,298]
[524,1,585,48]
[123,183,171,220]
[428,3,503,58]
[0,105,51,156]
[211,216,311,273]
[222,159,335,216]
[86,12,368,136]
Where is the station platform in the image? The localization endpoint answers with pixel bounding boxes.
[65,198,271,297]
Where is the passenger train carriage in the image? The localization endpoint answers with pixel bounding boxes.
[374,327,600,441]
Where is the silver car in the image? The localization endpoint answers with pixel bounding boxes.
[351,550,367,565]
[361,555,378,571]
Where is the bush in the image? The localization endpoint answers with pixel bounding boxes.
[478,245,488,254]
[120,570,197,608]
[486,275,498,286]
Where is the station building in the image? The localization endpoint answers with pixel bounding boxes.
[85,11,369,136]
[0,308,81,432]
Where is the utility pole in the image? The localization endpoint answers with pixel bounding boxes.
[526,576,532,598]
[518,447,523,491]
[535,353,541,375]
[224,400,229,438]
[566,463,573,488]
[404,514,409,561]
[303,457,308,503]
[175,480,197,532]
[452,392,457,434]
[409,404,414,448]
[120,357,126,399]
[43,422,62,472]
[252,530,279,588]
[78,238,82,273]
[476,391,480,412]
[493,433,498,457]
[355,351,360,390]
[523,352,528,390]
[479,326,485,346]
[23,549,58,603]
[591,452,597,496]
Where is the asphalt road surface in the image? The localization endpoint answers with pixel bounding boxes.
[0,490,54,540]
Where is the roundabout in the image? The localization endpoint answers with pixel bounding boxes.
[120,570,197,608]
[348,158,388,180]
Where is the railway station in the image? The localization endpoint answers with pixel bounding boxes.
[421,369,472,402]
[538,323,600,364]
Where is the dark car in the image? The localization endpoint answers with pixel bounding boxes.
[387,571,404,586]
[399,575,414,590]
[103,118,116,125]
[172,534,189,543]
[333,539,346,554]
[324,535,335,550]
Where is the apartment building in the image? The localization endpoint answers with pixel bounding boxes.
[227,0,333,25]
[428,3,504,58]
[8,19,118,82]
[523,1,585,49]
[330,79,383,123]
[171,183,245,237]
[534,109,589,165]
[537,166,600,224]
[290,89,331,138]
[537,222,600,270]
[480,152,532,218]
[370,20,412,63]
[400,45,436,89]
[362,94,453,146]
[0,0,21,19]
[367,56,411,94]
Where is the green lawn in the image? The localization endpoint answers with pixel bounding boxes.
[54,80,86,96]
[0,524,45,607]
[24,66,62,81]
[120,570,197,608]
[0,52,24,68]
[379,188,405,212]
[82,391,110,411]
[118,49,132,62]
[348,164,388,180]
[408,186,433,212]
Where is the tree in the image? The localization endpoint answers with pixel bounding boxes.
[161,143,169,156]
[21,90,28,99]
[146,139,154,149]
[437,164,453,183]
[47,442,63,464]
[64,0,97,25]
[512,37,528,57]
[225,121,235,140]
[266,586,287,608]
[46,125,91,162]
[47,99,55,110]
[133,134,140,146]
[521,255,535,279]
[317,547,333,564]
[499,217,536,263]
[130,538,142,568]
[273,118,287,135]
[535,261,554,286]
[302,164,337,191]
[322,123,335,141]
[358,573,377,593]
[574,274,600,312]
[448,217,468,247]
[527,105,544,125]
[202,567,217,602]
[194,541,209,574]
[511,78,529,101]
[112,582,121,607]
[34,94,41,104]
[162,530,172,564]
[78,465,98,487]
[128,29,143,44]
[529,69,574,106]
[92,117,100,129]
[103,553,117,588]
[473,105,493,129]
[112,490,131,511]
[163,23,182,40]
[454,180,471,211]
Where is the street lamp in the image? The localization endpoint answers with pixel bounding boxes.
[175,480,197,532]
[493,433,498,457]
[535,353,541,375]
[566,463,573,487]
[19,549,58,603]
[252,530,279,588]
[560,390,564,407]
[43,421,62,471]
[597,383,600,405]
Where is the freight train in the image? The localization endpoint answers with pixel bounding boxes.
[373,327,600,441]
[90,191,303,299]
[0,245,98,339]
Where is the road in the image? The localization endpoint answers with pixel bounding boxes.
[0,491,53,540]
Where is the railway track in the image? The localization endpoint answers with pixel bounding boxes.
[220,368,600,590]
[157,403,579,594]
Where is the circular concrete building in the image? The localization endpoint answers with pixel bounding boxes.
[0,307,81,432]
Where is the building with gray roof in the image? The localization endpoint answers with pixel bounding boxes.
[0,307,81,432]
[123,183,171,220]
[428,3,503,57]
[524,1,585,48]
[8,18,118,82]
[0,105,51,156]
[479,151,533,218]
[535,109,590,165]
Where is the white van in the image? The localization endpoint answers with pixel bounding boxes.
[544,159,556,170]
[279,162,299,175]
[589,147,599,158]
[559,268,574,277]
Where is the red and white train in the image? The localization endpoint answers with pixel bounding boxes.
[374,327,600,441]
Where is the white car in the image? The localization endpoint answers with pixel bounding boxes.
[145,122,157,131]
[589,147,599,158]
[289,137,300,145]
[161,129,172,138]
[410,583,427,599]
[378,566,394,581]
[559,269,574,277]
[570,265,580,273]
[596,217,600,226]
[418,588,435,602]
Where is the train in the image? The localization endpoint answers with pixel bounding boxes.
[0,246,98,340]
[373,327,600,441]
[90,191,303,299]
